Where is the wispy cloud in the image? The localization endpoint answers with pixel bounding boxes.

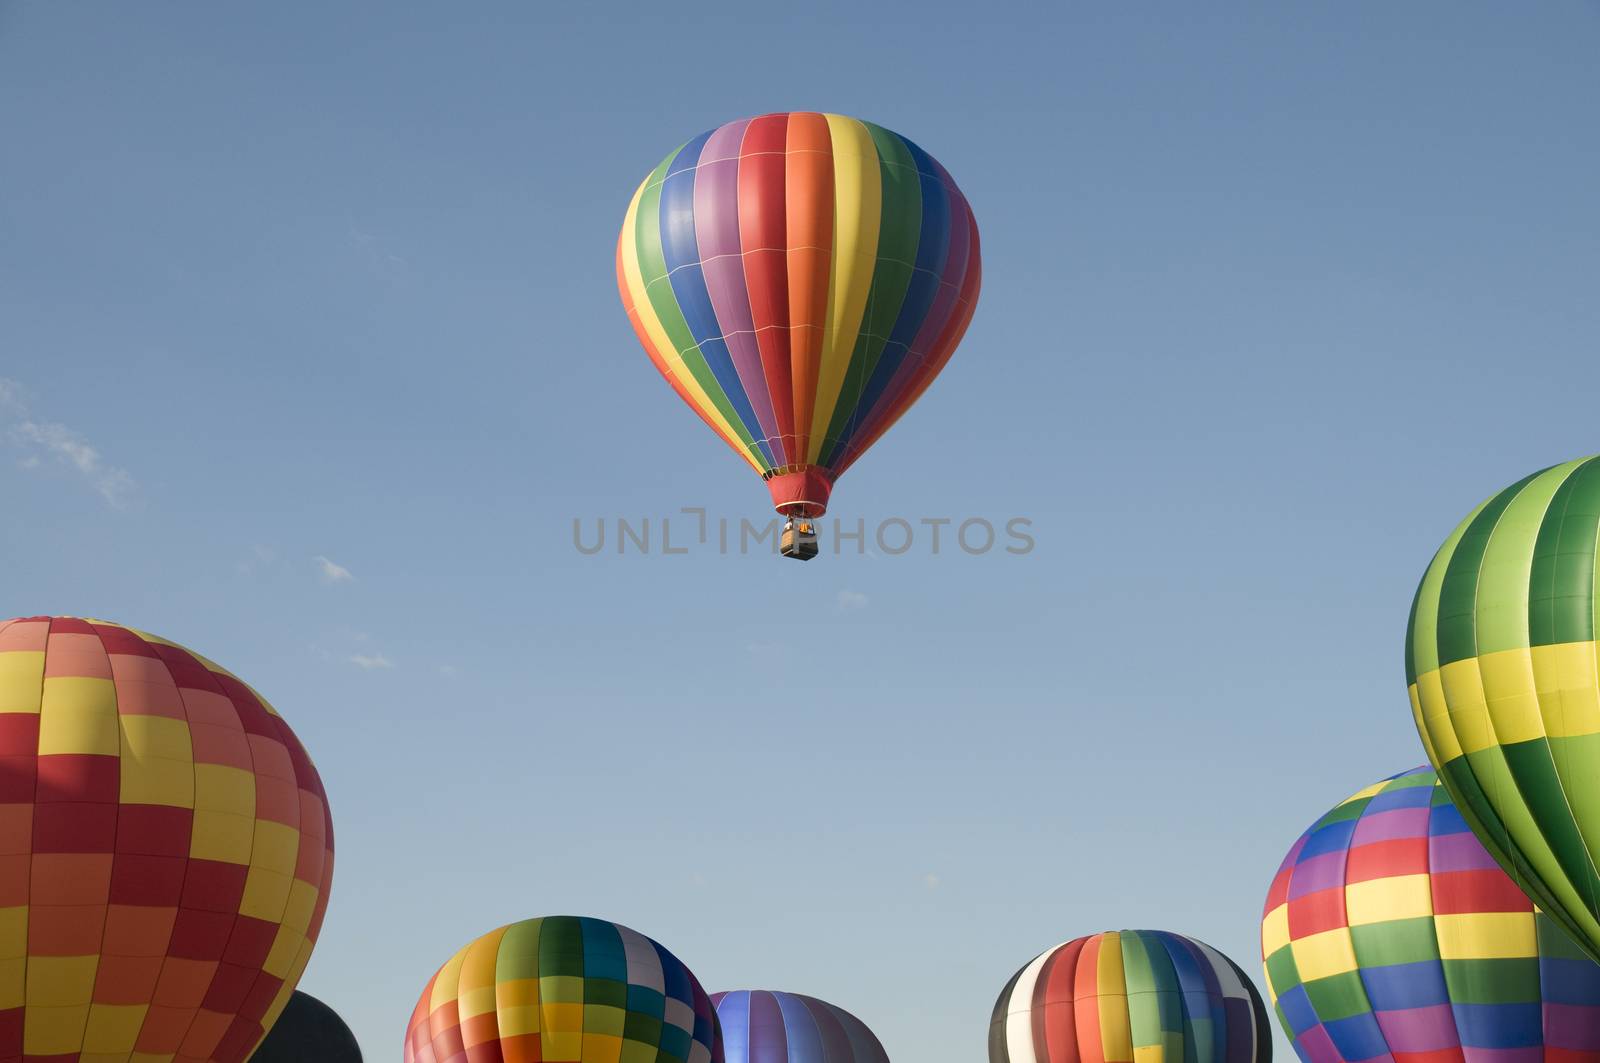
[348,653,393,670]
[836,589,870,611]
[2,378,137,507]
[314,556,354,584]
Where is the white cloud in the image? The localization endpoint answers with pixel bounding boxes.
[348,653,393,670]
[836,589,870,611]
[437,664,458,677]
[2,380,137,508]
[314,556,354,584]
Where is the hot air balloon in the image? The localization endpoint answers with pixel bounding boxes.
[712,990,888,1063]
[990,930,1270,1063]
[1407,456,1600,964]
[253,990,362,1061]
[616,112,982,559]
[1261,766,1600,1063]
[0,616,334,1061]
[403,915,722,1063]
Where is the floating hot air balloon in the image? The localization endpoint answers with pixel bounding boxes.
[990,930,1270,1063]
[1261,766,1600,1063]
[1406,456,1600,962]
[403,915,722,1063]
[712,990,888,1063]
[0,616,334,1061]
[616,112,981,557]
[253,990,362,1062]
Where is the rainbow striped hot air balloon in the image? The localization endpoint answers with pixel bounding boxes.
[403,915,722,1063]
[0,616,335,1062]
[989,930,1271,1063]
[616,112,981,522]
[1260,766,1600,1063]
[1407,456,1600,964]
[712,990,888,1063]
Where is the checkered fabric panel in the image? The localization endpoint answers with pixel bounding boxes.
[1260,767,1600,1063]
[0,616,335,1063]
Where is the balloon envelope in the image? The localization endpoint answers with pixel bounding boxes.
[990,929,1270,1063]
[617,112,982,517]
[253,990,362,1061]
[711,990,887,1063]
[404,915,722,1063]
[0,616,334,1061]
[1407,456,1600,961]
[1261,766,1600,1063]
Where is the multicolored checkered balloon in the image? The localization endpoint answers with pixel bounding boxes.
[0,616,335,1061]
[1261,766,1600,1063]
[711,990,888,1063]
[404,915,722,1063]
[989,929,1271,1063]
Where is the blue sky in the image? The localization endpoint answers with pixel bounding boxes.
[2,2,1598,1059]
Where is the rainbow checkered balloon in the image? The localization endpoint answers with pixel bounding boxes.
[0,616,334,1061]
[404,915,722,1063]
[1261,766,1600,1063]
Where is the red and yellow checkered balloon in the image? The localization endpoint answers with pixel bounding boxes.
[0,616,335,1062]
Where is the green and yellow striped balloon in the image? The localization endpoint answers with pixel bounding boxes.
[1406,455,1600,962]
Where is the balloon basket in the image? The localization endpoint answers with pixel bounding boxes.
[781,518,819,561]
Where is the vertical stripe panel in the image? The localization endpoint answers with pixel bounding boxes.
[1192,941,1242,1063]
[1097,932,1134,1063]
[784,112,835,465]
[1529,457,1600,647]
[717,991,750,1063]
[810,993,858,1061]
[632,149,770,469]
[618,188,760,472]
[828,134,952,464]
[831,168,972,469]
[833,207,981,477]
[735,114,793,463]
[659,132,777,466]
[1041,938,1086,1063]
[808,114,882,463]
[692,118,781,458]
[1029,950,1059,1062]
[427,944,472,1061]
[1408,493,1497,684]
[1475,461,1579,655]
[1006,947,1054,1063]
[992,967,1027,1063]
[818,122,923,464]
[773,993,824,1062]
[746,990,787,1063]
[1076,935,1107,1063]
[1434,472,1547,668]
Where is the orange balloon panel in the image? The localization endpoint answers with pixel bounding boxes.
[0,616,335,1062]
